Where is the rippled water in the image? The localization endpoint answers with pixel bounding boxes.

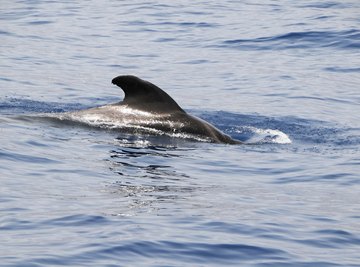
[1,1,360,266]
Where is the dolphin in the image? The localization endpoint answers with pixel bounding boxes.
[64,75,241,144]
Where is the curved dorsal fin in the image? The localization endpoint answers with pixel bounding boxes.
[112,75,185,114]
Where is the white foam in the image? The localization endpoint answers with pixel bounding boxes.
[241,127,292,144]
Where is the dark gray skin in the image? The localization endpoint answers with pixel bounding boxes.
[109,75,241,144]
[73,75,240,144]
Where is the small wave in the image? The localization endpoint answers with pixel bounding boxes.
[0,98,85,114]
[78,240,289,265]
[44,214,109,227]
[27,20,54,25]
[300,2,348,9]
[221,29,360,50]
[156,21,216,28]
[324,67,360,73]
[0,150,59,164]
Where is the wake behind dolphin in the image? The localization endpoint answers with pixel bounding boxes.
[56,75,241,144]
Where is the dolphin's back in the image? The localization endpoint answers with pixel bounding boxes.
[109,75,240,144]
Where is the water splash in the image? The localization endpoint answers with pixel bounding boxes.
[235,126,292,144]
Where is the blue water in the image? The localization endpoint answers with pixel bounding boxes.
[1,1,360,266]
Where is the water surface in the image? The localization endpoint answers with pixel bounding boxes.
[1,1,360,266]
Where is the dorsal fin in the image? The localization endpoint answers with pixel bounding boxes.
[112,75,185,113]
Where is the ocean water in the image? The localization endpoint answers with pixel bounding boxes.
[1,0,360,266]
